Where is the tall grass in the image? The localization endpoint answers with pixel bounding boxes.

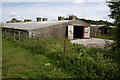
[3,36,120,79]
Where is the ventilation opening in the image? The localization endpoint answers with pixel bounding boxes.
[73,26,84,39]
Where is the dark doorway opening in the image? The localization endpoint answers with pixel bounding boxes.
[73,26,84,38]
[65,26,68,38]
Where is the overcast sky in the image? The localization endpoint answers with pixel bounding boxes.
[1,0,114,23]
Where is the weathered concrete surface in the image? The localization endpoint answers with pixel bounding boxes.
[30,20,90,39]
[71,38,114,49]
[3,20,90,39]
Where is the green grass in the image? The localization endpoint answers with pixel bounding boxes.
[2,37,120,79]
[2,39,75,78]
[95,35,114,40]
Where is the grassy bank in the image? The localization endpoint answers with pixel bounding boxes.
[2,37,120,79]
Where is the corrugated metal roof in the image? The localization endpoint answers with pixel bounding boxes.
[3,20,89,31]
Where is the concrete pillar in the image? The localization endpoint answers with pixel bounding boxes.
[26,32,28,38]
[14,32,16,40]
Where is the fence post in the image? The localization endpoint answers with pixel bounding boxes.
[14,32,16,41]
[37,38,39,51]
[18,31,20,41]
[64,39,67,55]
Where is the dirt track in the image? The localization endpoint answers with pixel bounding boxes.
[71,38,114,49]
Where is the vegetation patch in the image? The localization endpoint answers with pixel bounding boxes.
[2,38,75,78]
[2,36,120,79]
[95,35,114,40]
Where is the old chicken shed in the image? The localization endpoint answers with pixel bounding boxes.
[2,20,90,39]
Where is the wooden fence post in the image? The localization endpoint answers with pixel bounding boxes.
[64,39,67,55]
[18,31,20,41]
[37,38,39,51]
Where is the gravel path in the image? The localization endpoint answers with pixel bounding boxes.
[71,38,114,49]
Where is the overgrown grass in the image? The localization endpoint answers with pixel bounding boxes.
[95,35,114,40]
[2,36,120,79]
[2,39,75,78]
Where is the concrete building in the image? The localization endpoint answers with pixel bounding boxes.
[2,20,91,39]
[90,24,114,37]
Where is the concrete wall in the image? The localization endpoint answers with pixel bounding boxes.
[90,27,101,37]
[3,20,90,39]
[29,23,68,39]
[29,20,90,39]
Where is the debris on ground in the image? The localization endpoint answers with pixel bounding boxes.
[71,38,114,49]
[45,63,51,66]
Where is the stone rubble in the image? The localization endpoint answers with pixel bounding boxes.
[71,38,114,49]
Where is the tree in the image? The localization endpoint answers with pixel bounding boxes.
[11,18,17,23]
[11,18,17,21]
[108,2,120,51]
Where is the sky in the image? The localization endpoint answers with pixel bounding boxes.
[1,0,114,23]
